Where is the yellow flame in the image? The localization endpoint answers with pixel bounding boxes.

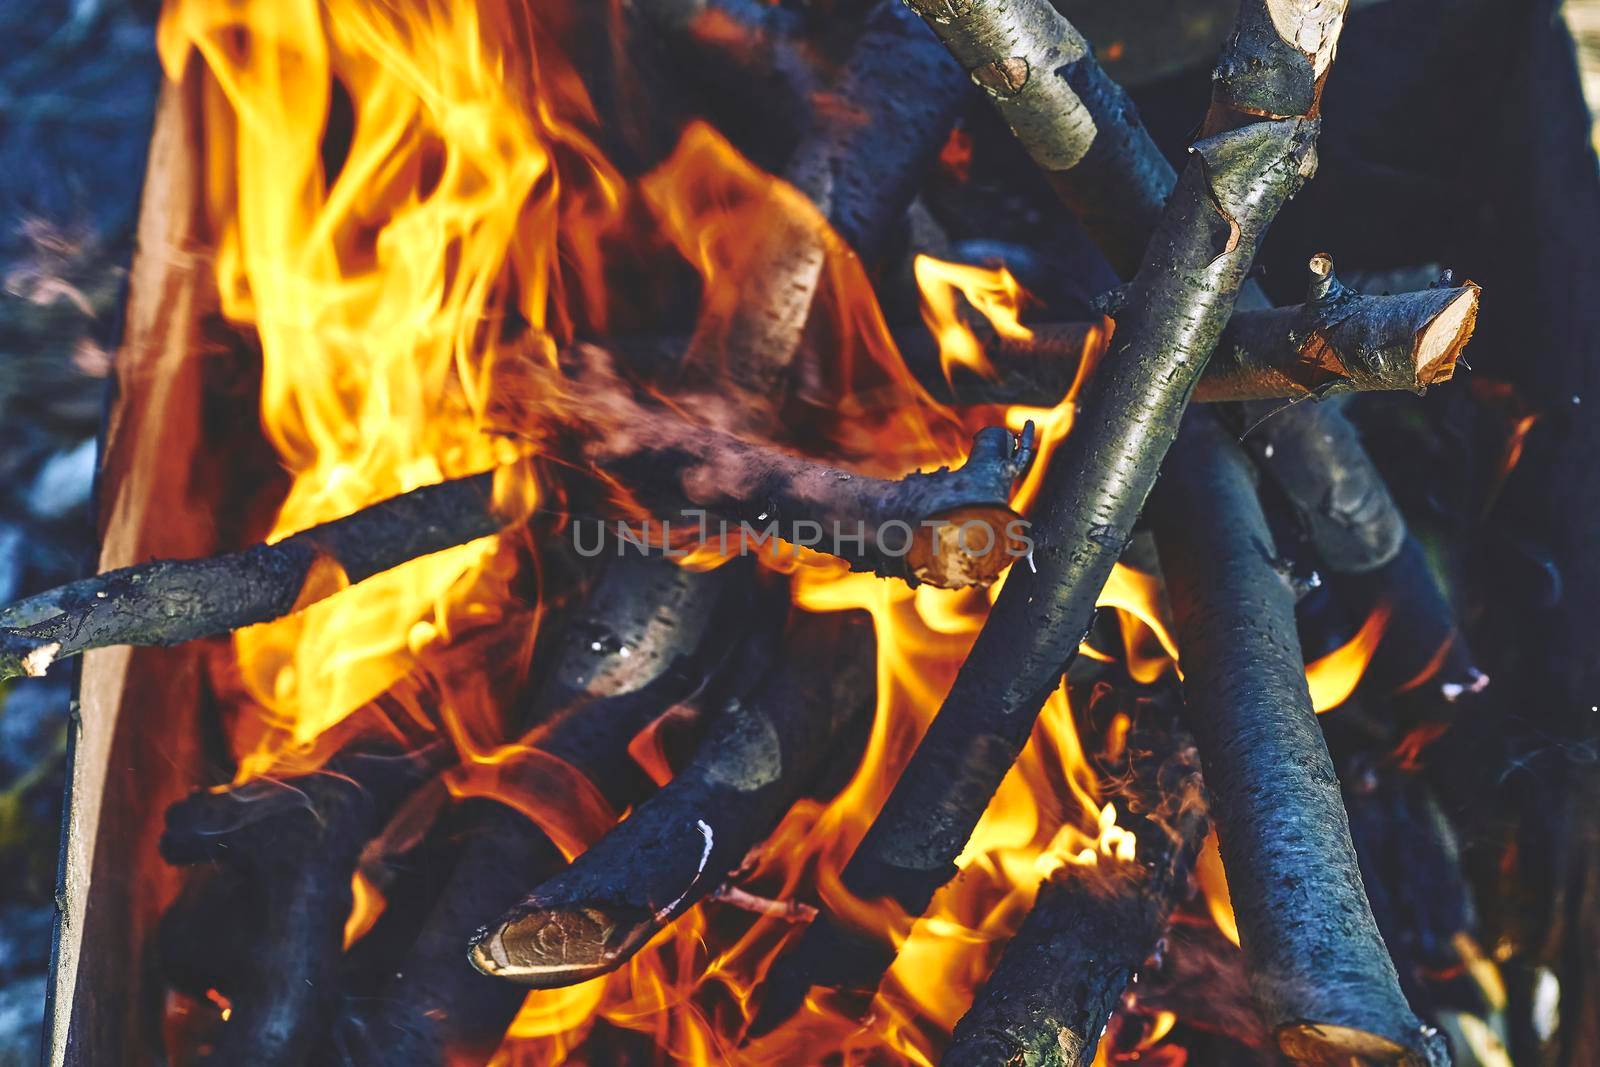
[146,0,1346,1060]
[343,870,386,949]
[1196,831,1241,948]
[1306,604,1390,713]
[914,255,1033,384]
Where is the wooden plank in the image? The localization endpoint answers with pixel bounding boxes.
[46,61,224,1067]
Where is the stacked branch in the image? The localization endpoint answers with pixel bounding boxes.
[908,0,1416,579]
[754,0,1336,1030]
[159,746,448,1066]
[944,716,1211,1067]
[470,609,876,985]
[1150,411,1445,1066]
[0,412,1029,680]
[897,263,1478,408]
[323,554,756,1063]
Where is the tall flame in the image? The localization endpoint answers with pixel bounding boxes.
[157,0,623,775]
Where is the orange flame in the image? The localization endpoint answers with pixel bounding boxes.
[914,254,1033,385]
[1306,604,1391,712]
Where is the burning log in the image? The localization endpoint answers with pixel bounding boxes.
[0,411,1031,679]
[1149,410,1446,1066]
[158,745,447,1067]
[905,0,1414,579]
[325,554,755,1064]
[753,0,1336,1029]
[0,472,505,680]
[785,0,967,264]
[469,609,876,986]
[583,407,1036,588]
[943,718,1210,1067]
[897,266,1478,408]
[670,0,963,404]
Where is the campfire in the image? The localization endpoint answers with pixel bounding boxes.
[16,0,1600,1064]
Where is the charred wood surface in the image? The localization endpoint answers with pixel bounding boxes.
[909,0,1410,578]
[470,609,876,986]
[0,473,503,680]
[1150,411,1444,1066]
[753,3,1329,1025]
[0,411,1032,677]
[323,555,754,1064]
[588,409,1035,588]
[158,747,446,1067]
[896,274,1477,408]
[943,723,1210,1067]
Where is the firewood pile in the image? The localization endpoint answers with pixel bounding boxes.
[13,0,1600,1065]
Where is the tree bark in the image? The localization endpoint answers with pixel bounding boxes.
[1150,410,1445,1067]
[894,269,1477,408]
[670,0,964,406]
[943,722,1210,1067]
[0,472,505,680]
[470,609,875,986]
[903,0,1412,577]
[751,0,1331,1026]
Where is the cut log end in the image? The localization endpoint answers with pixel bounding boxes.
[907,505,1026,588]
[1277,1020,1441,1067]
[467,903,656,988]
[1264,0,1347,78]
[1412,284,1480,387]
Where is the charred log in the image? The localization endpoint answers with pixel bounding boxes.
[1150,410,1445,1066]
[0,473,504,680]
[896,268,1478,408]
[158,746,447,1067]
[0,410,1033,677]
[470,609,876,986]
[324,554,755,1064]
[1199,256,1476,403]
[943,720,1210,1067]
[670,0,964,405]
[752,2,1332,1028]
[902,0,1171,279]
[580,406,1036,588]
